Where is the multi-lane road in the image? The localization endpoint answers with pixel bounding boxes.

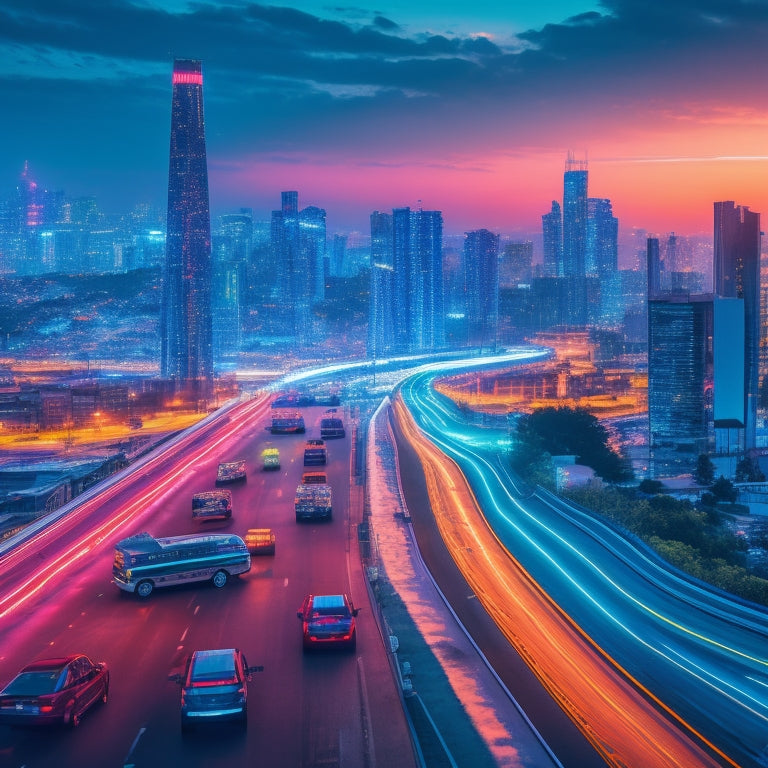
[395,368,768,768]
[0,396,415,768]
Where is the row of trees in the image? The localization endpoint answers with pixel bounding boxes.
[509,406,768,607]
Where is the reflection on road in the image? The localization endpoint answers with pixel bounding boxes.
[395,366,768,768]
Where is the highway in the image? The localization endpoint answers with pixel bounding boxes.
[395,368,768,768]
[0,397,416,768]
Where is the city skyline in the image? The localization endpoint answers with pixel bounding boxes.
[2,1,768,236]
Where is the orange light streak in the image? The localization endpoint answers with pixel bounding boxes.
[392,395,731,768]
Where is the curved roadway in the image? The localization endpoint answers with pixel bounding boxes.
[394,364,768,768]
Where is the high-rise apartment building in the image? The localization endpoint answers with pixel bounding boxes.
[160,59,213,394]
[464,229,499,348]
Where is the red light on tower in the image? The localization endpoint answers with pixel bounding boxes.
[172,71,203,86]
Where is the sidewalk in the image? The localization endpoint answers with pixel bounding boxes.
[363,397,562,768]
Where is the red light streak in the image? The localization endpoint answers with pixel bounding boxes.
[0,396,270,620]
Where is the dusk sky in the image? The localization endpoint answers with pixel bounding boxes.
[3,0,768,237]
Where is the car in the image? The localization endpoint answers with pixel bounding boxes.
[216,460,247,485]
[191,490,233,521]
[244,528,275,556]
[261,447,280,471]
[301,470,327,485]
[297,594,359,651]
[303,439,327,466]
[171,648,263,732]
[0,654,109,727]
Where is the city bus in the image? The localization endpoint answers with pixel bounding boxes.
[112,532,251,598]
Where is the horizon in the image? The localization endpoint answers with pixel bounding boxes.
[2,1,768,239]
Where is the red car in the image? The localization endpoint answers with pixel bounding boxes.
[0,655,109,727]
[297,594,359,651]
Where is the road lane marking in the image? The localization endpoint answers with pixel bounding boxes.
[122,726,146,768]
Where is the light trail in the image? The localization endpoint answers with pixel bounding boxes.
[392,394,729,768]
[0,395,271,620]
[393,364,768,768]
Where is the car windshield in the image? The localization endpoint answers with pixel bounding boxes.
[3,669,65,695]
[310,597,349,618]
[190,653,238,684]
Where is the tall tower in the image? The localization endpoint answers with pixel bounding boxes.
[368,211,394,358]
[541,200,562,277]
[161,59,213,395]
[463,229,499,349]
[388,206,444,353]
[562,152,588,278]
[714,201,761,450]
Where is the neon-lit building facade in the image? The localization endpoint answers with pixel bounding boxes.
[161,59,213,393]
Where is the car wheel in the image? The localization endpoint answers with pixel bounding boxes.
[101,679,109,705]
[136,580,153,599]
[67,705,81,728]
[212,570,228,589]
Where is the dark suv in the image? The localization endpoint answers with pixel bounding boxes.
[170,648,262,731]
[297,594,359,651]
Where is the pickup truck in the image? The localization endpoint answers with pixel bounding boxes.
[303,439,327,466]
[294,484,332,522]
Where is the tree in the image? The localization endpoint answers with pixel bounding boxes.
[735,456,765,483]
[710,476,738,504]
[517,406,632,483]
[638,479,664,495]
[693,454,715,486]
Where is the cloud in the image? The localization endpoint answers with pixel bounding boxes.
[3,0,768,224]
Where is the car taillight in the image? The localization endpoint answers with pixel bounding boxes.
[39,705,54,713]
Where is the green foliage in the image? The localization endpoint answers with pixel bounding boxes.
[564,484,768,607]
[711,476,737,504]
[638,479,664,495]
[648,537,768,605]
[735,457,766,483]
[693,454,715,485]
[516,406,632,483]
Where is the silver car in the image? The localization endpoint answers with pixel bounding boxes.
[170,648,262,731]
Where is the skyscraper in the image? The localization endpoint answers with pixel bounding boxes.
[713,201,761,450]
[372,206,444,355]
[464,229,499,348]
[368,211,394,358]
[562,153,588,278]
[161,59,213,394]
[541,200,562,278]
[586,197,618,277]
[648,294,714,476]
